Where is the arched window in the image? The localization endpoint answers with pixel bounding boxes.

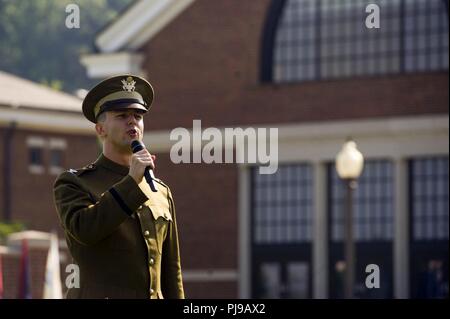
[261,0,449,83]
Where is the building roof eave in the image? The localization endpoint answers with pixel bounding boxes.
[95,0,196,53]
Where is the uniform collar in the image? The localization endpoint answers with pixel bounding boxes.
[95,153,129,176]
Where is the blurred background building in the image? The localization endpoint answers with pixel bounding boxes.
[0,71,97,298]
[0,0,448,298]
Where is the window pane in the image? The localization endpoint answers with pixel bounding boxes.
[272,0,448,83]
[29,147,42,165]
[273,0,318,83]
[329,160,394,242]
[403,0,449,72]
[252,164,314,244]
[50,149,63,167]
[411,157,449,241]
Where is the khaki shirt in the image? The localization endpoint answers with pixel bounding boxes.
[53,154,184,299]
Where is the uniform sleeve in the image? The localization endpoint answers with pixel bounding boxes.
[161,187,185,299]
[53,171,148,246]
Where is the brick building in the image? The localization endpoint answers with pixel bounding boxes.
[82,0,448,298]
[0,71,98,298]
[1,0,447,299]
[82,0,449,299]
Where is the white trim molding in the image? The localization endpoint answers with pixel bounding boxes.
[26,136,47,148]
[238,165,251,298]
[394,158,409,299]
[80,52,145,79]
[182,269,237,282]
[49,138,67,150]
[6,230,68,250]
[96,0,196,53]
[0,108,94,135]
[313,162,328,299]
[3,231,68,261]
[29,164,45,175]
[143,114,449,157]
[81,0,196,79]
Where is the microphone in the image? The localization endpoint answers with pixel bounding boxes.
[131,140,158,192]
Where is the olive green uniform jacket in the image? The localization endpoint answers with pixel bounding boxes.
[53,154,184,299]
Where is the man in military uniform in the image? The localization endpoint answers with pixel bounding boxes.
[53,75,184,299]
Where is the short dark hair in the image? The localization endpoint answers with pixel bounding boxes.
[96,112,107,123]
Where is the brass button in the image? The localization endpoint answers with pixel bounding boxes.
[144,230,150,237]
[149,258,154,265]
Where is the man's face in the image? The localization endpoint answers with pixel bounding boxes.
[95,105,145,153]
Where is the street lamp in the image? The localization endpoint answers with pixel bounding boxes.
[335,138,364,299]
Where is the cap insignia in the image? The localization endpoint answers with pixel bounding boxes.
[121,76,136,92]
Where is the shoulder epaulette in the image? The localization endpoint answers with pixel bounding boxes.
[67,163,97,176]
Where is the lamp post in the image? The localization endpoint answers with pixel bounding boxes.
[335,138,364,299]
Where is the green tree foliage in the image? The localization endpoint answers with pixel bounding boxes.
[0,221,25,245]
[0,0,133,93]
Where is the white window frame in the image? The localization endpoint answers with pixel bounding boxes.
[27,136,46,175]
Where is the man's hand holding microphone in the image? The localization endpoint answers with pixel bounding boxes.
[128,140,158,192]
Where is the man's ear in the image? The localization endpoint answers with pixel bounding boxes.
[95,122,106,138]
